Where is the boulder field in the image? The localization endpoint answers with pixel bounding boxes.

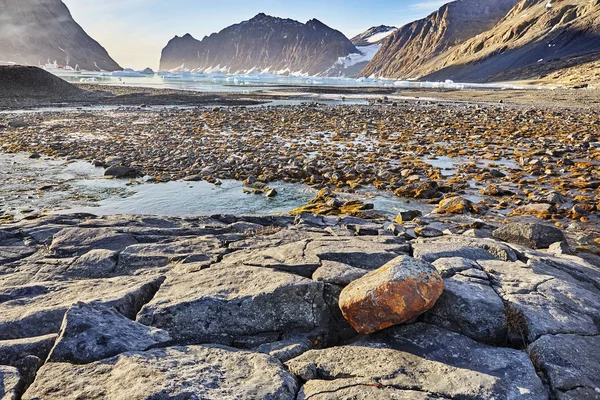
[0,212,598,399]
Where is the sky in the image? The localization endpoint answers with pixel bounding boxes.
[63,0,449,70]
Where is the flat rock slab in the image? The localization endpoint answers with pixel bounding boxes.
[0,276,164,340]
[528,334,600,398]
[48,302,171,364]
[0,246,36,264]
[287,323,547,400]
[298,380,439,400]
[0,365,21,400]
[414,236,518,262]
[220,237,407,278]
[423,275,508,344]
[117,236,227,272]
[312,260,369,286]
[49,227,137,256]
[219,239,321,277]
[0,334,57,367]
[482,260,600,342]
[137,266,338,345]
[25,345,299,399]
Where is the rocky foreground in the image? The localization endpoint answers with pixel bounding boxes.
[0,211,599,399]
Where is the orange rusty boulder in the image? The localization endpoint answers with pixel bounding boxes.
[338,256,444,335]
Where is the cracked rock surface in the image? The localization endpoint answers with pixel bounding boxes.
[0,213,598,399]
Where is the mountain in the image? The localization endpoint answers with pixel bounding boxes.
[351,25,397,46]
[325,25,397,78]
[159,13,359,76]
[421,0,600,83]
[0,0,121,71]
[361,0,520,79]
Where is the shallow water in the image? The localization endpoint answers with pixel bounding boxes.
[0,153,430,219]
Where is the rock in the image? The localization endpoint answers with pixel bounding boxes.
[510,203,556,219]
[0,246,36,264]
[266,188,278,197]
[414,225,443,238]
[67,249,118,278]
[49,227,137,256]
[117,236,226,273]
[433,196,480,214]
[298,380,440,399]
[483,260,600,342]
[220,237,407,278]
[547,241,574,256]
[394,210,422,223]
[528,334,600,399]
[0,276,164,340]
[287,323,547,399]
[103,156,123,167]
[218,239,321,277]
[104,165,143,179]
[0,365,21,400]
[47,303,171,364]
[311,261,368,286]
[338,255,444,334]
[423,275,508,344]
[431,257,481,278]
[254,336,313,362]
[0,334,57,367]
[493,222,566,249]
[25,345,299,400]
[413,242,498,262]
[137,266,343,345]
[414,236,519,262]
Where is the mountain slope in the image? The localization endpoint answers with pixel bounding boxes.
[351,25,397,46]
[0,0,121,71]
[326,26,397,77]
[361,0,520,78]
[421,0,600,82]
[159,13,359,76]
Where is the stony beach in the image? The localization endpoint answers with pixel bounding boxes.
[1,83,599,399]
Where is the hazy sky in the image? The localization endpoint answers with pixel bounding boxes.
[63,0,449,70]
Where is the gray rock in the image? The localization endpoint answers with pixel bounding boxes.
[0,334,57,367]
[431,257,481,278]
[414,225,443,238]
[220,237,407,278]
[0,276,164,340]
[311,260,368,286]
[0,246,36,264]
[298,379,439,400]
[528,334,600,398]
[0,365,21,400]
[118,236,226,273]
[219,239,321,277]
[414,236,519,262]
[48,302,171,364]
[137,266,342,345]
[25,345,299,399]
[67,249,118,278]
[484,260,600,342]
[306,237,408,269]
[49,228,137,256]
[288,323,546,399]
[413,242,497,262]
[395,210,422,222]
[104,165,143,179]
[493,223,566,249]
[254,336,313,362]
[423,276,508,344]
